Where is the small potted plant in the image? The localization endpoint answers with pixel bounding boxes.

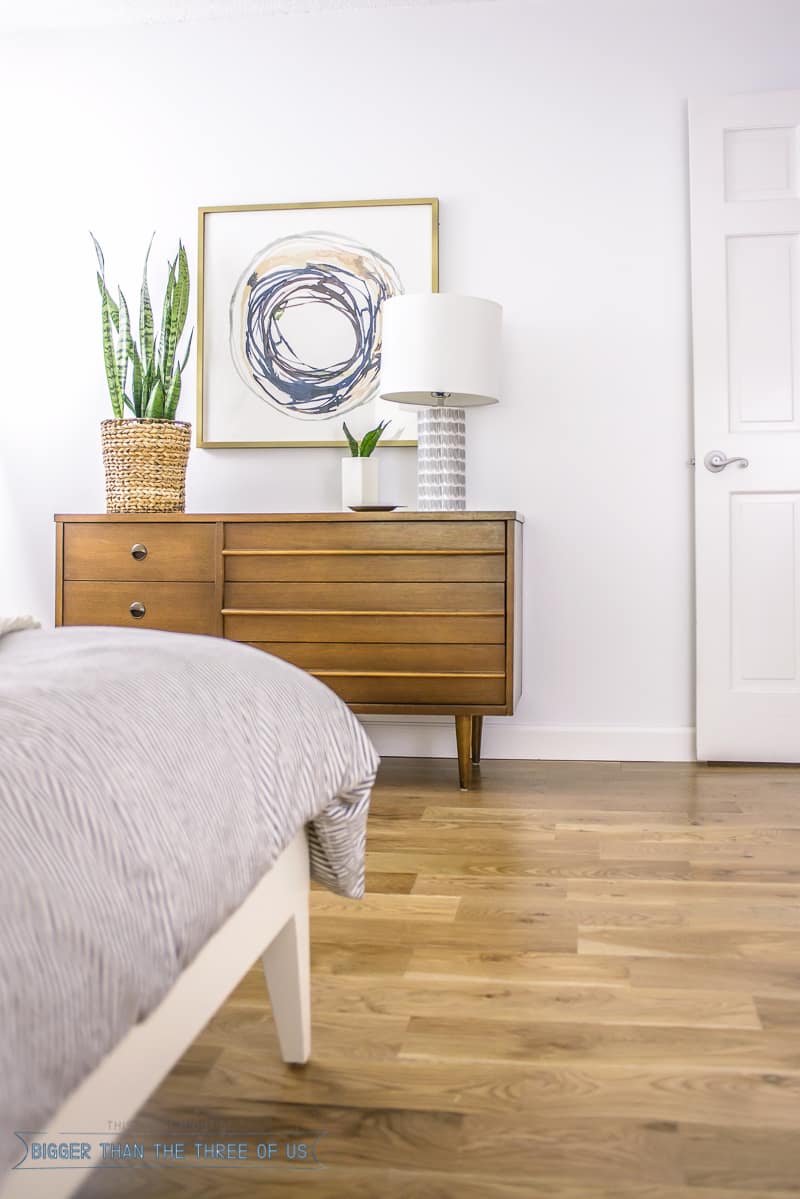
[93,234,193,513]
[341,420,390,508]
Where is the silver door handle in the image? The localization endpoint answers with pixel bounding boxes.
[704,450,749,473]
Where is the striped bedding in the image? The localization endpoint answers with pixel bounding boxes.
[0,626,378,1175]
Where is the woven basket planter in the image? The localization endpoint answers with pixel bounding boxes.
[100,419,191,514]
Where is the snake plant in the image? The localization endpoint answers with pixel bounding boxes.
[92,234,193,421]
[342,419,390,456]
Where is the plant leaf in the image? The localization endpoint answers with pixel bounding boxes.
[166,242,190,377]
[116,288,132,399]
[359,420,390,458]
[164,363,182,420]
[160,244,189,383]
[131,342,143,418]
[140,232,155,373]
[179,327,194,373]
[342,421,360,457]
[100,289,123,419]
[90,231,105,278]
[157,258,176,379]
[96,273,119,331]
[145,377,165,419]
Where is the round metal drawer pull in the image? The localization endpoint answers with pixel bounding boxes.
[131,543,148,561]
[129,602,146,620]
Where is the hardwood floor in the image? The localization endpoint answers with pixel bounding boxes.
[81,758,800,1197]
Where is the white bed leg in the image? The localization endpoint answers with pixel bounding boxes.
[261,905,311,1064]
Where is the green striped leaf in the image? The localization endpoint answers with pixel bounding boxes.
[131,342,143,417]
[96,273,119,331]
[116,288,131,400]
[164,363,182,421]
[100,289,124,419]
[145,377,165,419]
[140,233,155,373]
[166,242,190,378]
[157,259,176,379]
[179,327,194,374]
[160,252,186,382]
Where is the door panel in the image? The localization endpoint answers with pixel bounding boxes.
[690,89,800,760]
[731,496,798,687]
[727,234,799,429]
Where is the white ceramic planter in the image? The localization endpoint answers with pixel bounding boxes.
[341,457,379,508]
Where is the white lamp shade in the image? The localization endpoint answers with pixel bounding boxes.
[379,293,502,407]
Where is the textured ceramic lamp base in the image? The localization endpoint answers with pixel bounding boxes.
[416,407,466,511]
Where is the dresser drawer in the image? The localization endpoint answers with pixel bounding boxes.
[224,581,504,613]
[64,523,215,581]
[225,552,505,583]
[226,520,506,552]
[225,612,506,643]
[318,675,506,706]
[63,582,216,635]
[250,642,506,673]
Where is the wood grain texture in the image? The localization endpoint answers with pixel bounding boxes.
[224,580,505,612]
[247,642,506,673]
[225,552,506,582]
[471,714,484,764]
[318,675,506,707]
[455,714,473,789]
[54,520,64,626]
[56,511,523,524]
[64,522,215,581]
[63,581,216,635]
[224,612,506,644]
[225,520,507,551]
[85,759,800,1199]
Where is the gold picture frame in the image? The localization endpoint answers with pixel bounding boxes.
[196,197,439,448]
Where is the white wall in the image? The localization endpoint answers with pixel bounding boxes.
[1,0,798,760]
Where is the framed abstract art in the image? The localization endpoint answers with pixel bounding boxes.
[196,198,439,448]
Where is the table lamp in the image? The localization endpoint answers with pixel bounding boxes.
[379,294,502,510]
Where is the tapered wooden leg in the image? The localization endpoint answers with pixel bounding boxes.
[455,715,473,790]
[471,715,484,766]
[262,910,310,1064]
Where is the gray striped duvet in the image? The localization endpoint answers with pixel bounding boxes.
[0,627,378,1175]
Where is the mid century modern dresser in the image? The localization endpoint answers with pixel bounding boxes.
[55,512,523,788]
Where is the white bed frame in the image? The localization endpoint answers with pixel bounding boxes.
[2,828,310,1199]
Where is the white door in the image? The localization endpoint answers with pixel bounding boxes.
[690,90,800,762]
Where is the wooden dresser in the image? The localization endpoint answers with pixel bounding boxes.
[55,512,522,788]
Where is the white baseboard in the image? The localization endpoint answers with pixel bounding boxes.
[360,718,696,763]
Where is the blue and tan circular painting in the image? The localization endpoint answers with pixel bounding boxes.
[229,232,402,421]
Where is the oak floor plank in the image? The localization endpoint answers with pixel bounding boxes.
[402,947,632,985]
[309,891,460,921]
[577,928,798,959]
[310,914,578,953]
[368,851,695,881]
[400,1015,797,1069]
[295,975,762,1029]
[628,957,800,1001]
[566,878,800,901]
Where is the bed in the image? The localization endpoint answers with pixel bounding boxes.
[0,626,379,1199]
